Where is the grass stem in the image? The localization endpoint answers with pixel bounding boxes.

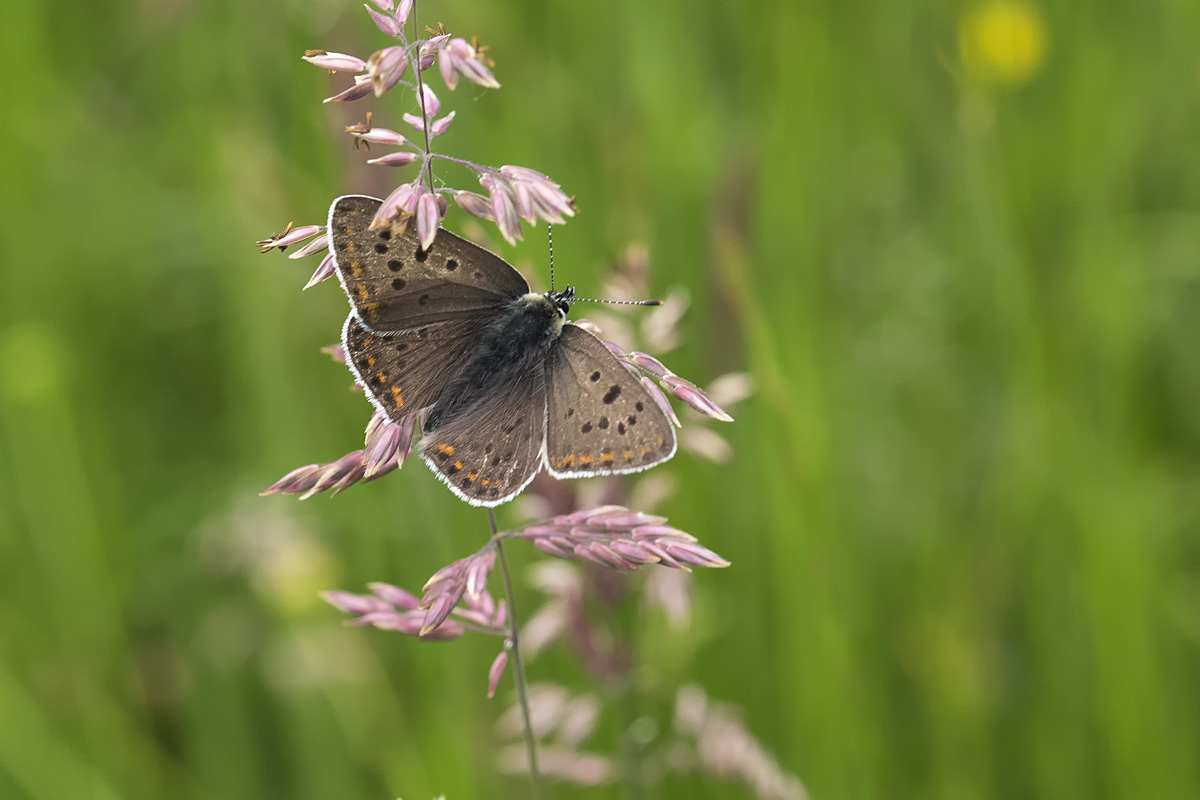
[490,508,542,798]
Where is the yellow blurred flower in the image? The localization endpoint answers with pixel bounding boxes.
[960,1,1048,86]
[254,535,338,615]
[0,322,66,404]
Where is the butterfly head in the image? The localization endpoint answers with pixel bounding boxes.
[545,285,576,319]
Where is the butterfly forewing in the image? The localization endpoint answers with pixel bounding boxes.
[421,371,548,506]
[329,195,528,332]
[544,324,677,478]
[343,313,482,422]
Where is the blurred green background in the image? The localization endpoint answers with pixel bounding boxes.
[3,0,1200,797]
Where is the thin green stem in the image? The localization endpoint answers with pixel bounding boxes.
[430,152,500,175]
[616,584,645,800]
[410,2,436,194]
[490,508,542,798]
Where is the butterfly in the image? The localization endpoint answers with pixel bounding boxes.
[327,195,677,507]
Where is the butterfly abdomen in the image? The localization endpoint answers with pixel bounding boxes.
[424,294,560,433]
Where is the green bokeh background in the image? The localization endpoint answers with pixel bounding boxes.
[2,0,1199,798]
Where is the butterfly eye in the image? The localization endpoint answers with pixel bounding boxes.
[560,286,577,316]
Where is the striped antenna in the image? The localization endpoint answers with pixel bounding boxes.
[548,224,556,291]
[570,296,663,307]
[547,224,661,305]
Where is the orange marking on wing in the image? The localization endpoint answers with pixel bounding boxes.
[453,460,463,470]
[435,444,455,456]
[640,445,652,456]
[375,371,388,384]
[362,336,374,348]
[481,479,490,487]
[600,453,615,464]
[350,261,363,277]
[466,472,477,482]
[623,449,634,461]
[390,386,404,407]
[557,454,575,469]
[346,242,357,252]
[355,283,369,301]
[578,454,594,466]
[657,436,664,447]
[366,355,376,367]
[364,303,379,323]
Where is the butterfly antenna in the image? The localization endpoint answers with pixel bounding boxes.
[570,296,663,307]
[547,224,556,292]
[548,224,660,305]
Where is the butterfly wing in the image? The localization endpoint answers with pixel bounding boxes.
[342,313,485,422]
[328,195,529,332]
[421,369,548,507]
[544,324,677,477]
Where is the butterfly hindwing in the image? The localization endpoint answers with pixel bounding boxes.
[342,313,484,422]
[421,370,548,507]
[544,324,677,477]
[329,195,529,332]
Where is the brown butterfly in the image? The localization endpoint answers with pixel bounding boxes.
[329,194,677,506]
